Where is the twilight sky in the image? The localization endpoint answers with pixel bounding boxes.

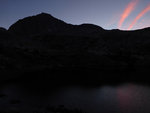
[0,0,150,30]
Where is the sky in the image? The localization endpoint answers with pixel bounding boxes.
[0,0,150,30]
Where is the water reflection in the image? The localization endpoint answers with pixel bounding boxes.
[117,84,150,113]
[0,83,150,113]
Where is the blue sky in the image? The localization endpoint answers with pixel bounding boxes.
[0,0,150,30]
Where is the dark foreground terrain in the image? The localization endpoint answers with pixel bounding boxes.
[0,13,150,112]
[1,13,150,83]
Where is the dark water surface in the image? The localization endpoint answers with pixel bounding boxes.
[0,82,150,113]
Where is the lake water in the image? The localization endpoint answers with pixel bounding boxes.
[0,82,150,113]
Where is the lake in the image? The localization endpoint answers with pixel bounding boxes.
[0,82,150,113]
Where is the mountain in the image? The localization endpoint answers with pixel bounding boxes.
[1,13,150,82]
[8,13,68,36]
[8,13,104,37]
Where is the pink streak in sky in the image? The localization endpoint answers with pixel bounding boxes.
[119,0,139,29]
[128,4,150,30]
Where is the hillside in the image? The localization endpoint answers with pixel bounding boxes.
[0,13,150,83]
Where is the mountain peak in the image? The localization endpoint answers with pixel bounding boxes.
[33,12,57,20]
[8,13,68,36]
[8,13,105,37]
[37,12,53,17]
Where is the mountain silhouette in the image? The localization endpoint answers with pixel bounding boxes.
[8,13,104,37]
[8,13,68,36]
[0,13,150,82]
